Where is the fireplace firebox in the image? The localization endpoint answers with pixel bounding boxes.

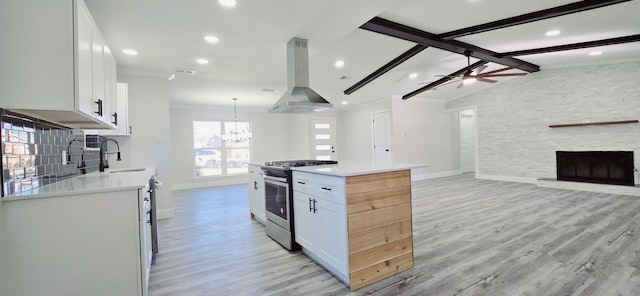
[556,151,634,186]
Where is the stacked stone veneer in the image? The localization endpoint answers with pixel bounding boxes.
[445,61,640,182]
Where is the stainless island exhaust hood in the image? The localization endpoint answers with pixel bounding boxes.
[269,38,332,113]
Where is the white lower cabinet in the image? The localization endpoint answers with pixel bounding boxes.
[248,165,266,224]
[292,172,348,282]
[140,190,153,295]
[0,188,152,296]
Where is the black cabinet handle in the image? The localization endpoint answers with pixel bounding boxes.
[321,187,332,191]
[297,181,306,185]
[94,99,103,116]
[308,198,312,212]
[254,181,258,190]
[112,112,118,125]
[312,199,317,213]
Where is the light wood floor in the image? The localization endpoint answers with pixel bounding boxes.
[149,174,640,296]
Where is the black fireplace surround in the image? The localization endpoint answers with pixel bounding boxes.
[556,151,635,186]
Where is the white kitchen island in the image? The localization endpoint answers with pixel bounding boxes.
[0,167,156,296]
[291,162,428,291]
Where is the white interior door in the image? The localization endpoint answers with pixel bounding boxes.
[372,110,392,163]
[459,110,476,173]
[310,118,336,160]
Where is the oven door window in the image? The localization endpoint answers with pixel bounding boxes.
[265,181,288,220]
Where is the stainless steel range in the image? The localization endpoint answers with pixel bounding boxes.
[262,160,337,250]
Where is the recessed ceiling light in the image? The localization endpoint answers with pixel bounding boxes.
[196,58,209,64]
[588,51,602,56]
[341,101,348,105]
[334,60,345,68]
[218,0,236,7]
[122,49,138,56]
[204,35,219,43]
[545,30,560,36]
[409,73,418,79]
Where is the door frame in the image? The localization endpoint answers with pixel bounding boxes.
[309,117,337,160]
[447,105,479,175]
[458,109,475,173]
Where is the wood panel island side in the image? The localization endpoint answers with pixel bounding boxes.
[291,162,428,291]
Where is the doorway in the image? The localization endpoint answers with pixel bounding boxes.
[459,109,476,173]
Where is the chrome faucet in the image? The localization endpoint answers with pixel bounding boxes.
[99,138,122,172]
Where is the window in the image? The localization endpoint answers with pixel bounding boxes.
[193,120,251,177]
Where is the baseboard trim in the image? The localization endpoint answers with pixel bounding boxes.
[172,176,249,191]
[413,170,462,182]
[476,174,537,184]
[156,208,175,220]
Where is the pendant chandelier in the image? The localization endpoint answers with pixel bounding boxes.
[222,98,252,144]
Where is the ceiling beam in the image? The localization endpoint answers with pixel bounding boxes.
[360,17,540,72]
[345,0,631,96]
[343,45,428,95]
[502,34,640,57]
[439,0,632,39]
[402,61,489,100]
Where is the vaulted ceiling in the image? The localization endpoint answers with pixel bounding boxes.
[85,0,640,110]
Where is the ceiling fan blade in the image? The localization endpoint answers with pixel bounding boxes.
[474,65,488,75]
[478,66,518,76]
[480,73,528,78]
[435,74,459,78]
[477,77,498,83]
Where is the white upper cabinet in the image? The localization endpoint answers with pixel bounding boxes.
[0,0,117,129]
[92,82,131,136]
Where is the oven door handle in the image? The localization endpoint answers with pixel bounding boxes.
[264,175,288,184]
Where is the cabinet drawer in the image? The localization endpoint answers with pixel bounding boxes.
[315,175,346,205]
[248,165,263,178]
[293,172,314,194]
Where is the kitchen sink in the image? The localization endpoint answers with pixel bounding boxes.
[109,168,146,173]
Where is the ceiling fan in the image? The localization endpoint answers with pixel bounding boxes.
[422,50,528,89]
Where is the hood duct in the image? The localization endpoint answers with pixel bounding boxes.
[269,38,332,113]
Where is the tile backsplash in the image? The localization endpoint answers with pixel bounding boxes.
[1,109,102,197]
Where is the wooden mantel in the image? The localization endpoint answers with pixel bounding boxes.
[549,120,638,128]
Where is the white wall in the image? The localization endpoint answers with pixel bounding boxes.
[445,61,640,183]
[111,72,174,218]
[391,96,458,179]
[169,107,321,189]
[338,99,391,162]
[336,97,457,179]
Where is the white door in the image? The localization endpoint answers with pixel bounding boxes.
[372,110,392,163]
[310,118,336,160]
[459,110,476,173]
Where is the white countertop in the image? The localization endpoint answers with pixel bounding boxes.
[290,161,429,177]
[2,166,157,201]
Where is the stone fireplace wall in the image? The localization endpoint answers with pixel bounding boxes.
[445,61,640,183]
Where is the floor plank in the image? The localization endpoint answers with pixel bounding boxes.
[149,174,640,295]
